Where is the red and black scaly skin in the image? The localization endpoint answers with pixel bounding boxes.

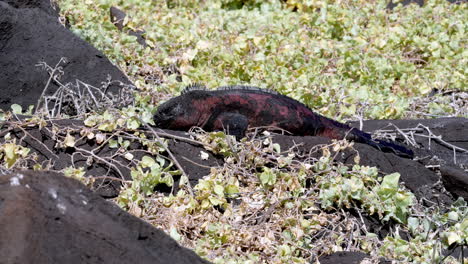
[154,85,413,158]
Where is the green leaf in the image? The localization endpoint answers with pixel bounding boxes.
[208,196,223,206]
[108,139,119,148]
[141,156,156,168]
[259,168,277,186]
[10,104,22,114]
[408,217,419,234]
[3,143,18,167]
[126,117,140,130]
[169,227,181,241]
[122,140,130,149]
[98,122,116,131]
[380,173,400,191]
[213,184,224,196]
[277,244,291,256]
[140,110,155,125]
[272,143,281,153]
[179,175,189,187]
[447,211,459,222]
[225,184,239,194]
[64,133,76,148]
[443,231,462,246]
[124,152,134,160]
[161,174,174,187]
[84,116,97,127]
[25,105,34,115]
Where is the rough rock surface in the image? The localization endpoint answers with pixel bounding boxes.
[0,170,209,264]
[440,165,468,200]
[0,0,132,111]
[1,0,59,17]
[349,117,468,201]
[349,118,468,158]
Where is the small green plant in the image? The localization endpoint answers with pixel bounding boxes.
[84,103,156,131]
[0,137,31,169]
[10,104,34,116]
[380,198,467,263]
[195,131,237,157]
[62,166,93,185]
[117,155,178,209]
[315,149,414,223]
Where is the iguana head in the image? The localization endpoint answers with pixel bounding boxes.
[154,95,202,129]
[154,98,185,128]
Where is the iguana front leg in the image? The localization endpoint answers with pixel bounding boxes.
[209,112,249,140]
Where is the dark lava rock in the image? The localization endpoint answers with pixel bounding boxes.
[1,117,464,202]
[0,0,59,17]
[0,170,209,264]
[440,165,468,200]
[166,131,224,188]
[0,118,128,198]
[348,118,468,164]
[0,1,132,111]
[349,118,468,200]
[110,6,147,47]
[316,251,390,264]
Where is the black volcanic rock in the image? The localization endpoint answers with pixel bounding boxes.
[0,170,209,264]
[0,1,132,111]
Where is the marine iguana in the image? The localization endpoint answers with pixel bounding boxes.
[154,85,414,158]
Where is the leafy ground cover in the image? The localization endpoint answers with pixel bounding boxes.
[57,0,467,120]
[4,0,462,262]
[114,132,467,263]
[0,115,467,263]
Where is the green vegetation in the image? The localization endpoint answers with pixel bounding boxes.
[113,131,466,263]
[14,0,462,262]
[57,0,466,120]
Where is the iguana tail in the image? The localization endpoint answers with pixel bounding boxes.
[367,138,414,158]
[350,129,414,158]
[317,119,414,158]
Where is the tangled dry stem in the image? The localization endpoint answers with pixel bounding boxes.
[373,123,468,165]
[35,58,135,118]
[0,117,204,195]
